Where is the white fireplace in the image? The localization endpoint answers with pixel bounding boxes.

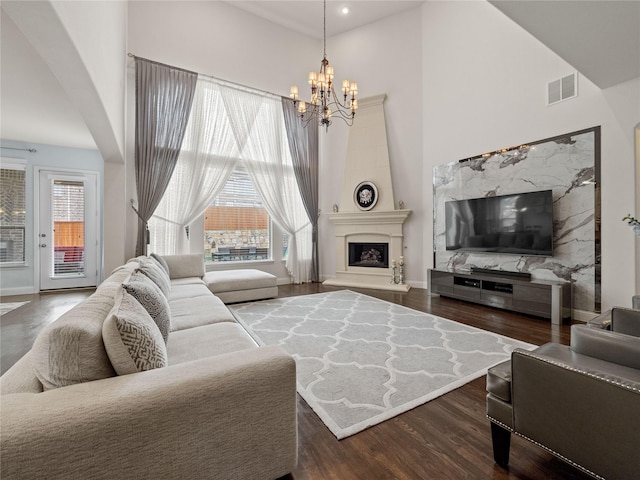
[324,210,411,291]
[323,94,411,292]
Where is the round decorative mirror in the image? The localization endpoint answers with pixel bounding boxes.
[354,181,378,210]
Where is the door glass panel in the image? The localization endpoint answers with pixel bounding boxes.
[52,180,85,277]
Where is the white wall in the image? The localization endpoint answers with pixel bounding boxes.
[0,140,103,295]
[50,0,128,276]
[2,0,128,278]
[421,1,639,310]
[318,6,424,286]
[126,1,319,281]
[51,0,127,159]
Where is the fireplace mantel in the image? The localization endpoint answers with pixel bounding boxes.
[325,209,411,225]
[324,209,411,292]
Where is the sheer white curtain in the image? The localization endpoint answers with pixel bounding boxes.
[149,75,313,282]
[149,78,239,254]
[221,87,312,283]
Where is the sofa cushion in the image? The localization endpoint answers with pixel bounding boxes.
[31,294,117,390]
[109,260,140,278]
[168,282,211,302]
[204,269,277,293]
[170,277,206,287]
[167,322,257,365]
[150,252,170,275]
[137,258,171,297]
[486,360,512,402]
[102,289,168,375]
[216,287,278,305]
[162,254,205,279]
[169,294,236,331]
[122,274,171,344]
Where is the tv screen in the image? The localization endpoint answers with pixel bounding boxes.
[445,190,553,256]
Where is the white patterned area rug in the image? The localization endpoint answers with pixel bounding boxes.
[229,290,536,439]
[0,301,29,317]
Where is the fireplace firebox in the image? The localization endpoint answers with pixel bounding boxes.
[348,242,389,268]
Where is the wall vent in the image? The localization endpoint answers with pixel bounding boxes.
[547,73,578,105]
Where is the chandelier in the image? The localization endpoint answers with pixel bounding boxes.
[289,0,358,131]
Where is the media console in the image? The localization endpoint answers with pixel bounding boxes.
[428,269,571,324]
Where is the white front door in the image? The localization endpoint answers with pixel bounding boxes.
[38,170,99,290]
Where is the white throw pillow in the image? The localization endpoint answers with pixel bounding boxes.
[137,257,171,297]
[122,274,171,344]
[102,289,168,375]
[150,252,170,276]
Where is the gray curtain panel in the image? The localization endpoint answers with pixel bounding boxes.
[134,57,197,256]
[282,99,319,282]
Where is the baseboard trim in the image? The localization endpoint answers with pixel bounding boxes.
[318,275,426,290]
[572,308,601,323]
[0,286,37,296]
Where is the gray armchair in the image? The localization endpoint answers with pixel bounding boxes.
[588,306,640,335]
[486,308,640,479]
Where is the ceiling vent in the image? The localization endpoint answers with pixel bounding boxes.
[547,73,578,105]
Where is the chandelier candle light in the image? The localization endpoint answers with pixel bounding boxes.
[289,0,359,131]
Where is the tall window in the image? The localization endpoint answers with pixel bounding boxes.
[204,169,271,262]
[0,160,26,265]
[148,76,311,280]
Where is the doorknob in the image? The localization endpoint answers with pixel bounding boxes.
[39,233,46,237]
[39,243,47,248]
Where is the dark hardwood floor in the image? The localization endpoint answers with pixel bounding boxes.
[1,283,591,479]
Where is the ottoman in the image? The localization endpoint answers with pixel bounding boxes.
[204,269,278,304]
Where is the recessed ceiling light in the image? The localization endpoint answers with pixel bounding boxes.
[341,6,350,15]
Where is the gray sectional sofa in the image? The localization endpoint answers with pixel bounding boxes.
[0,254,297,480]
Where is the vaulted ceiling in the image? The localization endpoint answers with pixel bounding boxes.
[489,0,640,89]
[1,1,638,151]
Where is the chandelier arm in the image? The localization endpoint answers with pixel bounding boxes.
[331,115,354,126]
[328,89,355,110]
[328,108,356,121]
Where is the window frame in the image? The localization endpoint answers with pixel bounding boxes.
[0,159,27,267]
[203,166,274,265]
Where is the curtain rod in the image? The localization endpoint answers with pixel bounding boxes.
[127,53,292,102]
[0,146,37,153]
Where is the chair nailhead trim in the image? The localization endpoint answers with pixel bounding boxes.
[518,349,640,393]
[515,432,605,480]
[486,415,513,432]
[488,415,605,479]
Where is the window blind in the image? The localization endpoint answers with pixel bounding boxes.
[204,170,270,261]
[52,180,85,275]
[0,162,26,264]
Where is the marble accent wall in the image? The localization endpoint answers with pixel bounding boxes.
[433,128,599,313]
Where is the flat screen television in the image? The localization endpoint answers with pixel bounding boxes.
[445,190,554,256]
